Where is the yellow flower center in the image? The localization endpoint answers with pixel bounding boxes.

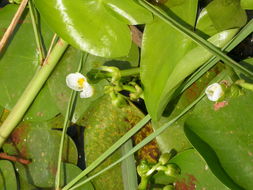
[77,78,85,88]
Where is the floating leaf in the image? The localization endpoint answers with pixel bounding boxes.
[185,90,253,189]
[0,160,18,190]
[3,121,78,188]
[34,0,151,58]
[0,4,59,122]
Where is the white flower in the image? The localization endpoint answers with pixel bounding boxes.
[66,72,94,98]
[205,83,224,102]
[80,83,94,98]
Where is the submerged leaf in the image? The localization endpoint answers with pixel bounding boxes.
[3,121,78,188]
[0,4,59,122]
[0,160,18,190]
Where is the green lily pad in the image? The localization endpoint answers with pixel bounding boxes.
[0,160,18,190]
[185,90,253,189]
[34,0,151,58]
[0,4,59,122]
[3,121,78,188]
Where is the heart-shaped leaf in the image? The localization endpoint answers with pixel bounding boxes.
[34,0,152,58]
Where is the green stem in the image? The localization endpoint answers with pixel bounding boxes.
[28,0,46,63]
[55,90,77,190]
[120,68,140,77]
[55,52,87,189]
[0,39,68,148]
[62,115,151,190]
[138,0,253,77]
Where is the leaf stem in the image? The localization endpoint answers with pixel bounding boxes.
[28,0,46,64]
[120,68,140,77]
[0,0,29,53]
[137,0,253,77]
[0,39,68,148]
[55,52,87,189]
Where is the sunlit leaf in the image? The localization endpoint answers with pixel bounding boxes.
[34,0,151,58]
[197,0,247,36]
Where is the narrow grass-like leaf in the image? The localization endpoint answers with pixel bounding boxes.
[138,0,253,77]
[62,115,151,190]
[121,140,138,190]
[180,18,253,93]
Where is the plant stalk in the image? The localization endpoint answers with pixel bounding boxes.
[0,39,68,148]
[28,0,46,63]
[0,0,29,53]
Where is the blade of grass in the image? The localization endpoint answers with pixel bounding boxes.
[62,115,151,190]
[137,0,253,77]
[69,71,228,190]
[121,140,138,190]
[29,0,46,64]
[55,52,87,190]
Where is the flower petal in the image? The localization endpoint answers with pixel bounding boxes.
[66,72,86,91]
[205,83,224,102]
[80,83,94,98]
